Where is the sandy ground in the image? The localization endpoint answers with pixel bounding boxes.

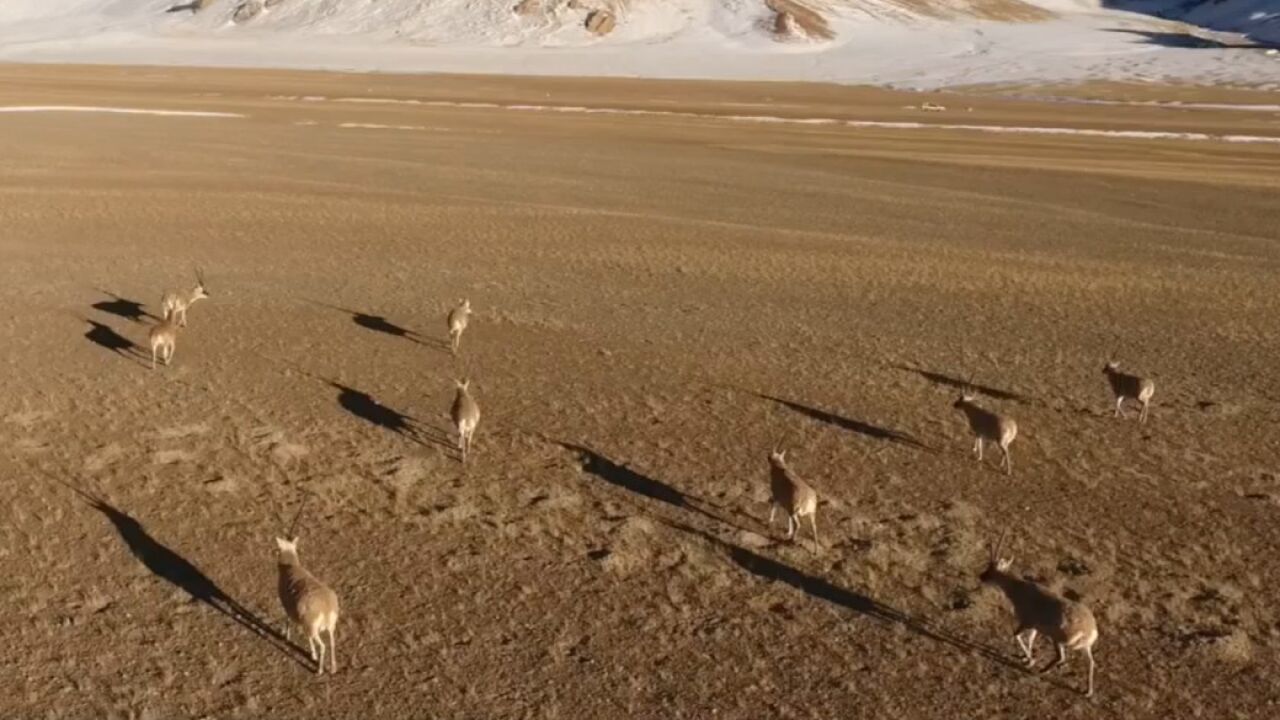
[1,65,1279,719]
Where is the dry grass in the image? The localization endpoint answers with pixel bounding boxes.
[832,0,1054,22]
[0,65,1278,719]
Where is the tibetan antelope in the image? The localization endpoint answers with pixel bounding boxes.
[148,315,180,370]
[161,267,209,327]
[767,450,819,550]
[446,299,471,355]
[1102,361,1154,423]
[954,390,1018,475]
[276,536,340,675]
[451,378,480,463]
[980,533,1099,697]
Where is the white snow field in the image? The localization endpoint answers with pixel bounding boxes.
[0,1,1276,88]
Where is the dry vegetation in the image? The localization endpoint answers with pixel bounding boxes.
[0,66,1278,719]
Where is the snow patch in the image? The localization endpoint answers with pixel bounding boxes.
[0,105,245,117]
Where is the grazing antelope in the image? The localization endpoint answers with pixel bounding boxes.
[767,450,819,550]
[276,536,340,675]
[148,315,180,370]
[446,299,471,355]
[1102,361,1154,423]
[161,268,210,327]
[451,378,480,463]
[980,533,1099,697]
[954,390,1018,475]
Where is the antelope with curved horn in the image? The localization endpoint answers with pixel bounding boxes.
[979,532,1099,697]
[275,493,341,675]
[161,267,210,327]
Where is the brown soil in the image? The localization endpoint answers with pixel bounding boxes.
[1,65,1278,719]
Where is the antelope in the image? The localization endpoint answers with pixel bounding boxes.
[767,450,819,550]
[980,533,1099,697]
[446,299,471,355]
[148,315,180,370]
[451,378,480,463]
[954,390,1018,475]
[1102,361,1154,423]
[276,536,340,675]
[161,268,209,327]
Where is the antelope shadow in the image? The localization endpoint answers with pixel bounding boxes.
[67,484,308,667]
[309,300,449,351]
[326,379,452,452]
[892,365,1031,404]
[759,393,930,450]
[669,520,1057,682]
[84,320,150,368]
[557,441,750,531]
[91,290,156,323]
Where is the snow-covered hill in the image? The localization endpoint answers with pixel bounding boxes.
[0,1,1275,88]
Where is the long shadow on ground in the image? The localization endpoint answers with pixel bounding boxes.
[92,289,156,323]
[66,484,311,669]
[666,520,1075,690]
[758,393,931,451]
[551,437,1066,689]
[327,379,453,452]
[83,319,150,369]
[892,365,1032,404]
[557,441,754,532]
[1103,26,1275,50]
[309,300,449,352]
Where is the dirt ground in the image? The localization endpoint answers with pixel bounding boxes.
[1,65,1278,719]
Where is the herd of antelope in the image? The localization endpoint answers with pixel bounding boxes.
[141,269,1160,696]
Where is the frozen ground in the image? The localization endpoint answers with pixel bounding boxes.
[0,1,1276,88]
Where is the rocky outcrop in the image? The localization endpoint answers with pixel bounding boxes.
[232,1,262,24]
[512,0,542,16]
[766,0,835,42]
[585,9,617,36]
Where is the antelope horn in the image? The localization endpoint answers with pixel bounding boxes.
[992,530,1009,561]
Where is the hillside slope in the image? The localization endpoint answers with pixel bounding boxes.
[0,1,1275,88]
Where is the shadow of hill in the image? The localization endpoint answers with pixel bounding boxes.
[1103,26,1271,50]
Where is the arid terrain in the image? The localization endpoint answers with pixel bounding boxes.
[1,65,1278,719]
